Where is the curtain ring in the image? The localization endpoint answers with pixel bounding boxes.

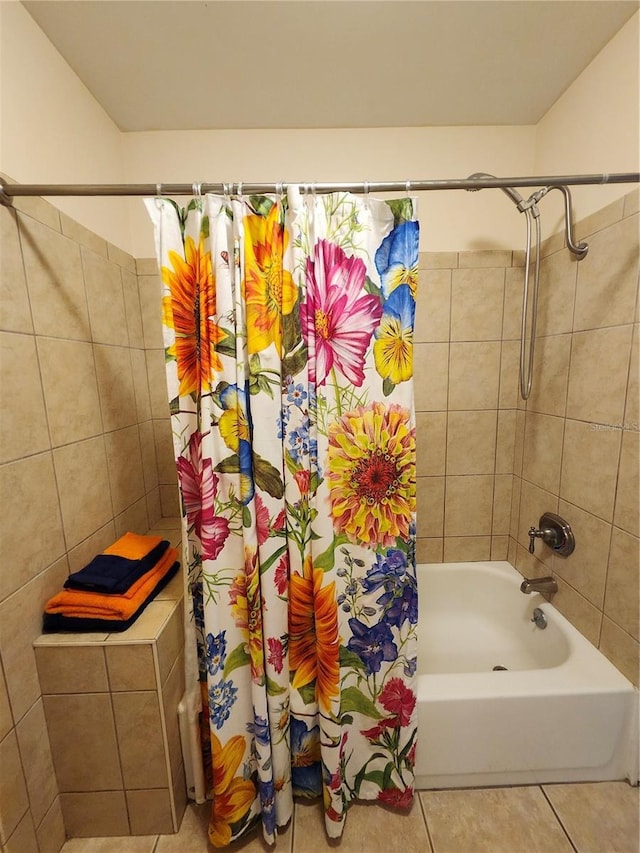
[406,180,411,197]
[155,183,163,210]
[276,181,284,196]
[237,181,243,199]
[192,182,202,200]
[311,182,317,198]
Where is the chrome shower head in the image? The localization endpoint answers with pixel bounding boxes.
[466,172,524,208]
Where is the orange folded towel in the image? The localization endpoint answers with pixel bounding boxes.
[45,546,179,621]
[103,531,164,560]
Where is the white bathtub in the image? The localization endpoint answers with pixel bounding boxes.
[414,561,638,789]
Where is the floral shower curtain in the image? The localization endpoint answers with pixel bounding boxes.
[147,187,418,846]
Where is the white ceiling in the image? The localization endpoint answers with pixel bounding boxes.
[22,0,639,132]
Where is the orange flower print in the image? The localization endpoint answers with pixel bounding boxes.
[208,732,255,847]
[161,235,227,397]
[243,204,298,355]
[288,556,340,711]
[228,547,265,683]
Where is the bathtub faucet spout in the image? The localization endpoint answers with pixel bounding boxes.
[520,576,558,596]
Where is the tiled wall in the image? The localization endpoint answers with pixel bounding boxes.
[0,191,177,852]
[414,248,523,564]
[508,190,639,686]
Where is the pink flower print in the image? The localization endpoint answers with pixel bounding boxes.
[267,637,284,674]
[273,554,289,595]
[301,239,382,387]
[176,431,230,560]
[255,493,270,546]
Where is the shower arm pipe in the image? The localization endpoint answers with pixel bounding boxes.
[0,172,638,202]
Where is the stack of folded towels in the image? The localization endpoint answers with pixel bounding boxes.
[43,532,179,633]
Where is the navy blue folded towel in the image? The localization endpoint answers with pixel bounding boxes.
[64,539,170,594]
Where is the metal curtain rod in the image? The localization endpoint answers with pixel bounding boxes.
[0,172,638,201]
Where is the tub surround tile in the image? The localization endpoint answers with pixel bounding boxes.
[60,792,129,838]
[107,243,136,273]
[525,333,571,418]
[559,419,621,522]
[509,474,522,539]
[498,339,520,409]
[37,336,103,447]
[414,343,449,411]
[162,654,185,786]
[0,665,12,741]
[623,188,640,218]
[146,349,172,419]
[9,193,61,232]
[160,484,181,518]
[613,429,639,537]
[82,248,129,347]
[420,787,573,853]
[15,698,58,826]
[445,410,497,475]
[624,324,638,424]
[514,543,550,585]
[154,419,178,485]
[0,206,33,334]
[126,789,173,835]
[106,644,156,692]
[138,274,164,349]
[521,412,564,495]
[114,497,150,540]
[139,421,160,492]
[566,325,634,425]
[0,332,50,463]
[418,251,457,270]
[18,213,90,341]
[2,810,38,853]
[67,521,117,574]
[113,692,168,790]
[416,538,443,563]
[443,536,491,562]
[543,782,639,853]
[53,436,113,549]
[516,481,558,567]
[146,488,163,528]
[448,341,500,410]
[573,215,639,331]
[552,500,611,610]
[93,344,138,433]
[157,602,183,686]
[450,268,504,342]
[535,250,578,339]
[495,409,516,474]
[415,412,446,476]
[604,528,639,640]
[122,270,145,349]
[458,249,511,269]
[136,258,159,276]
[35,796,66,853]
[502,267,524,340]
[131,349,152,422]
[414,269,450,343]
[35,645,109,695]
[416,477,445,538]
[490,536,509,560]
[599,617,639,686]
[60,214,108,259]
[104,426,146,516]
[552,576,602,648]
[492,475,512,536]
[0,729,30,843]
[444,475,493,537]
[105,600,176,643]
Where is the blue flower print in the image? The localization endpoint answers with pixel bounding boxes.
[259,777,276,836]
[347,618,398,675]
[205,630,227,675]
[246,713,271,746]
[377,578,418,628]
[287,381,308,407]
[375,220,419,300]
[290,716,322,798]
[288,417,310,463]
[361,549,407,594]
[404,657,418,677]
[209,678,238,729]
[277,405,291,439]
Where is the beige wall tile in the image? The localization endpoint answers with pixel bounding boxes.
[2,811,38,853]
[0,729,30,843]
[491,536,509,560]
[444,475,493,536]
[94,344,138,432]
[147,488,163,528]
[535,250,577,337]
[122,269,145,349]
[44,692,122,791]
[502,267,523,340]
[446,410,497,475]
[146,349,171,419]
[599,617,639,686]
[139,421,160,493]
[136,258,158,276]
[115,496,150,539]
[37,337,103,447]
[154,419,177,485]
[458,249,511,269]
[131,349,152,422]
[443,536,491,561]
[543,782,639,853]
[0,453,65,602]
[35,646,108,695]
[419,250,457,269]
[450,268,504,342]
[60,213,108,258]
[553,576,602,647]
[107,242,136,272]
[625,324,638,425]
[559,418,621,521]
[113,691,168,789]
[415,538,443,563]
[104,426,146,516]
[416,476,445,538]
[512,410,526,476]
[420,787,572,853]
[521,412,564,495]
[0,664,12,741]
[414,269,450,343]
[552,500,611,609]
[517,480,558,568]
[492,474,512,535]
[0,206,33,334]
[566,326,633,425]
[498,339,520,408]
[106,600,175,643]
[60,791,129,837]
[157,603,183,688]
[614,428,639,537]
[623,188,640,218]
[416,411,446,476]
[139,274,164,349]
[495,409,515,474]
[127,788,173,835]
[514,541,548,581]
[106,644,156,692]
[171,763,187,831]
[34,796,66,853]
[18,213,90,341]
[575,197,625,241]
[448,341,500,410]
[509,475,522,539]
[15,699,58,826]
[54,436,113,548]
[82,248,129,347]
[67,521,117,573]
[414,343,449,411]
[9,195,60,232]
[163,651,185,787]
[0,332,50,463]
[604,527,639,640]
[526,333,571,418]
[0,558,69,723]
[574,215,639,332]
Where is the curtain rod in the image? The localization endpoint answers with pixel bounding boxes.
[0,173,638,203]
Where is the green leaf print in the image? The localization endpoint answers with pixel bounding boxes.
[224,642,251,677]
[339,686,382,720]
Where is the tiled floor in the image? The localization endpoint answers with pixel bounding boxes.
[59,781,638,853]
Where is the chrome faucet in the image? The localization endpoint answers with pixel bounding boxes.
[520,576,558,595]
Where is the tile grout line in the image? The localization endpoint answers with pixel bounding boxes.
[539,786,580,853]
[417,793,436,853]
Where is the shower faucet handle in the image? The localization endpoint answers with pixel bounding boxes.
[528,513,575,557]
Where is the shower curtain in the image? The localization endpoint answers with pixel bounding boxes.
[147,187,418,846]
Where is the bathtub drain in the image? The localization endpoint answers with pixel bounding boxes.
[492,665,508,671]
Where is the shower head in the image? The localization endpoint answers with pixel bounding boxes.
[466,172,525,208]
